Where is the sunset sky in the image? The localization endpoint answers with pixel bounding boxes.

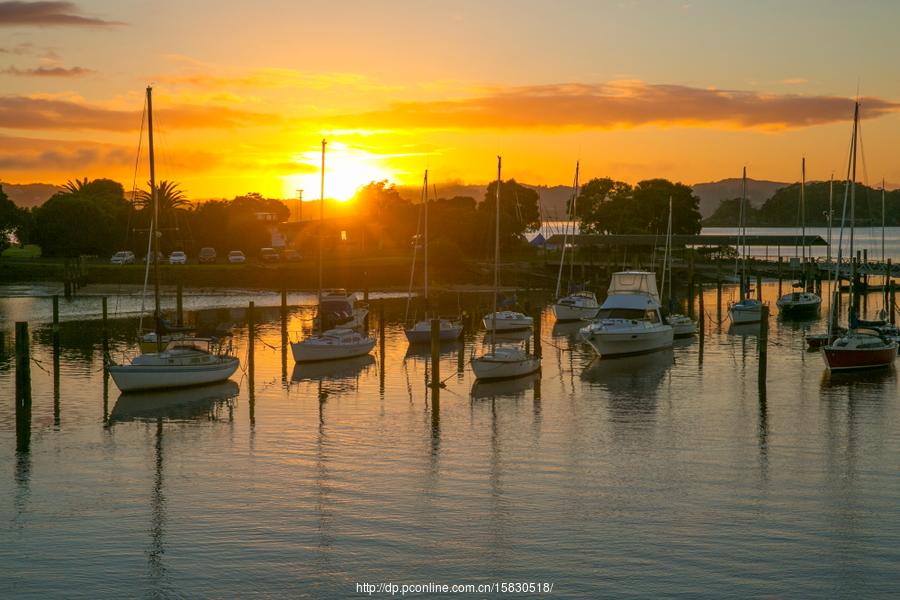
[2,0,900,201]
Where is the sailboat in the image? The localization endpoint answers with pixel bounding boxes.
[404,170,463,343]
[821,101,897,371]
[728,167,765,324]
[551,162,600,322]
[777,157,822,316]
[471,157,541,380]
[291,140,376,363]
[660,195,696,337]
[107,87,240,392]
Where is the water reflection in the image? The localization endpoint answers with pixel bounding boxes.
[471,372,540,400]
[291,355,376,383]
[551,320,586,341]
[109,380,239,423]
[581,349,674,400]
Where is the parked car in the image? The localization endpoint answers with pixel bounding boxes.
[281,248,301,262]
[259,247,279,263]
[110,250,135,265]
[198,247,217,264]
[227,250,246,264]
[144,251,164,263]
[169,251,187,265]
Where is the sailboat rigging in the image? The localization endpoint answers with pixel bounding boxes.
[777,157,822,315]
[107,87,240,392]
[728,167,764,325]
[471,157,541,380]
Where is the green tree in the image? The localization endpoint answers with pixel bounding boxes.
[479,179,540,252]
[576,177,702,234]
[33,178,130,256]
[0,185,22,251]
[574,177,632,233]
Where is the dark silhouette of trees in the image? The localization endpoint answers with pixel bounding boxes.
[576,177,702,235]
[32,178,130,256]
[479,179,540,251]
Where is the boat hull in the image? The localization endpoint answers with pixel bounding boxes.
[729,305,762,324]
[821,346,897,371]
[471,356,541,380]
[290,338,376,363]
[404,323,463,343]
[777,300,821,316]
[108,357,240,392]
[581,326,674,358]
[482,313,533,331]
[552,303,599,322]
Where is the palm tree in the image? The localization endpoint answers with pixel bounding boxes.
[135,180,189,213]
[62,177,90,194]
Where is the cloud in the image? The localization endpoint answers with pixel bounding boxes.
[2,65,92,76]
[153,67,398,92]
[0,95,280,131]
[0,1,122,26]
[318,81,900,131]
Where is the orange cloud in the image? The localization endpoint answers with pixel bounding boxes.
[2,65,92,76]
[319,81,900,131]
[0,1,122,27]
[0,95,279,130]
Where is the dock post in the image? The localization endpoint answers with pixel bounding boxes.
[687,253,695,318]
[176,279,184,327]
[777,256,783,298]
[758,305,768,389]
[756,275,763,302]
[698,283,705,340]
[534,309,542,358]
[15,322,32,452]
[716,279,722,322]
[885,259,892,316]
[247,301,255,388]
[101,296,109,366]
[430,319,440,391]
[890,279,896,325]
[280,288,288,383]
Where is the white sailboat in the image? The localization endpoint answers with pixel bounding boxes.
[291,140,375,363]
[404,170,463,343]
[728,167,765,324]
[580,271,674,357]
[107,87,239,392]
[551,162,600,322]
[777,157,822,315]
[660,195,696,337]
[472,157,541,380]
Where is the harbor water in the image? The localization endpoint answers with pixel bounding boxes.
[1,284,899,598]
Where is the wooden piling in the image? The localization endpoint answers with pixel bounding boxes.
[15,322,31,452]
[534,309,542,358]
[777,256,783,298]
[758,305,768,389]
[756,275,763,302]
[890,280,896,325]
[430,318,440,390]
[52,294,59,333]
[716,279,722,321]
[176,279,184,327]
[698,283,705,340]
[247,301,255,387]
[280,288,288,383]
[687,253,695,319]
[885,259,892,318]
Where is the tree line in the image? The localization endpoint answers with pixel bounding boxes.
[704,181,900,227]
[0,174,706,259]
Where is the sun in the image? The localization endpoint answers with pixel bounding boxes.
[281,142,396,202]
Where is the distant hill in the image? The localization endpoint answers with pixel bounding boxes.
[692,178,788,218]
[395,181,574,219]
[1,182,61,208]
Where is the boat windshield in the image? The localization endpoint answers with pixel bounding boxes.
[596,308,659,322]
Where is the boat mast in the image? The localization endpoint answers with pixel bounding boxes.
[568,161,580,288]
[741,166,748,299]
[318,139,325,304]
[881,177,886,267]
[147,86,162,353]
[491,157,501,353]
[848,102,859,325]
[827,174,833,267]
[829,106,856,335]
[801,157,806,266]
[424,169,429,309]
[661,195,672,311]
[554,163,576,298]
